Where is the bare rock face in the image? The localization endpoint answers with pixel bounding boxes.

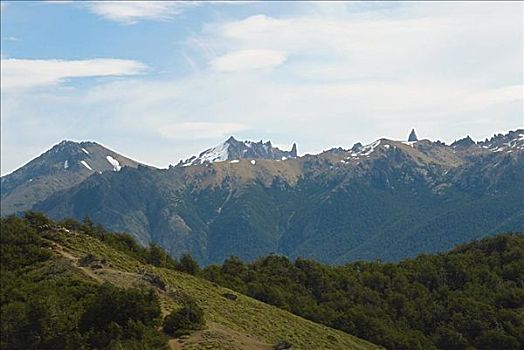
[222,292,238,301]
[273,340,293,350]
[177,136,298,166]
[408,129,418,142]
[451,136,476,149]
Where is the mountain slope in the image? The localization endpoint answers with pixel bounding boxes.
[1,215,379,350]
[6,129,524,265]
[1,140,143,215]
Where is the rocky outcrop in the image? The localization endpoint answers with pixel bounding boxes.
[178,136,298,166]
[408,129,418,142]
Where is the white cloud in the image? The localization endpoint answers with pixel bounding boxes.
[215,7,522,83]
[1,58,147,90]
[85,1,194,24]
[158,122,247,139]
[211,49,287,72]
[1,2,522,174]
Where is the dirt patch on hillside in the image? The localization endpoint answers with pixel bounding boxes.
[171,322,272,350]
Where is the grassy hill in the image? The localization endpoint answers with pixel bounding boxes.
[1,214,380,350]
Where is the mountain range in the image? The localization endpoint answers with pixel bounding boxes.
[2,129,523,265]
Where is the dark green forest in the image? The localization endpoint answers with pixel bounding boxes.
[1,213,523,350]
[202,235,524,349]
[0,213,202,350]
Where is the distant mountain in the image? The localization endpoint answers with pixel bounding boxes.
[0,140,142,215]
[178,136,297,166]
[3,130,524,265]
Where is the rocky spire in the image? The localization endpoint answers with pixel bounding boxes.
[290,143,297,157]
[351,142,363,152]
[226,136,238,143]
[451,136,475,149]
[408,129,418,142]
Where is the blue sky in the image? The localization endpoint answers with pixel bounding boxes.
[1,1,523,174]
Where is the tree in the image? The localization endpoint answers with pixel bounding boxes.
[147,243,170,267]
[177,254,200,275]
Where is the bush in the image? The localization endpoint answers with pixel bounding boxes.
[163,300,205,337]
[177,254,200,275]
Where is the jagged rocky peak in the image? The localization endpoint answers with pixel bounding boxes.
[408,129,418,142]
[478,129,524,153]
[50,140,97,159]
[351,142,363,153]
[451,136,476,149]
[179,136,299,166]
[290,143,298,158]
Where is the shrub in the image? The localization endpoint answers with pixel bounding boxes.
[177,254,200,275]
[163,300,205,337]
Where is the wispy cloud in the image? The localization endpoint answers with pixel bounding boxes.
[211,49,287,72]
[1,58,147,90]
[85,1,195,24]
[1,2,522,174]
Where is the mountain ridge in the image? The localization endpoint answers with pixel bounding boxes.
[2,129,523,265]
[0,140,143,215]
[177,136,298,167]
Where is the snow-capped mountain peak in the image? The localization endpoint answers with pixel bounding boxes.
[178,136,298,167]
[1,140,142,215]
[478,129,524,153]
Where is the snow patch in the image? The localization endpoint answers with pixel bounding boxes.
[230,160,240,164]
[401,141,416,148]
[106,155,122,171]
[64,160,69,169]
[250,160,256,165]
[486,134,524,153]
[80,161,93,171]
[383,144,390,149]
[349,140,381,157]
[82,148,90,155]
[190,142,230,165]
[281,156,287,160]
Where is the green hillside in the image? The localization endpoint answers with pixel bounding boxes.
[0,214,379,350]
[204,234,524,349]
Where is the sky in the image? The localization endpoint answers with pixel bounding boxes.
[1,1,523,175]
